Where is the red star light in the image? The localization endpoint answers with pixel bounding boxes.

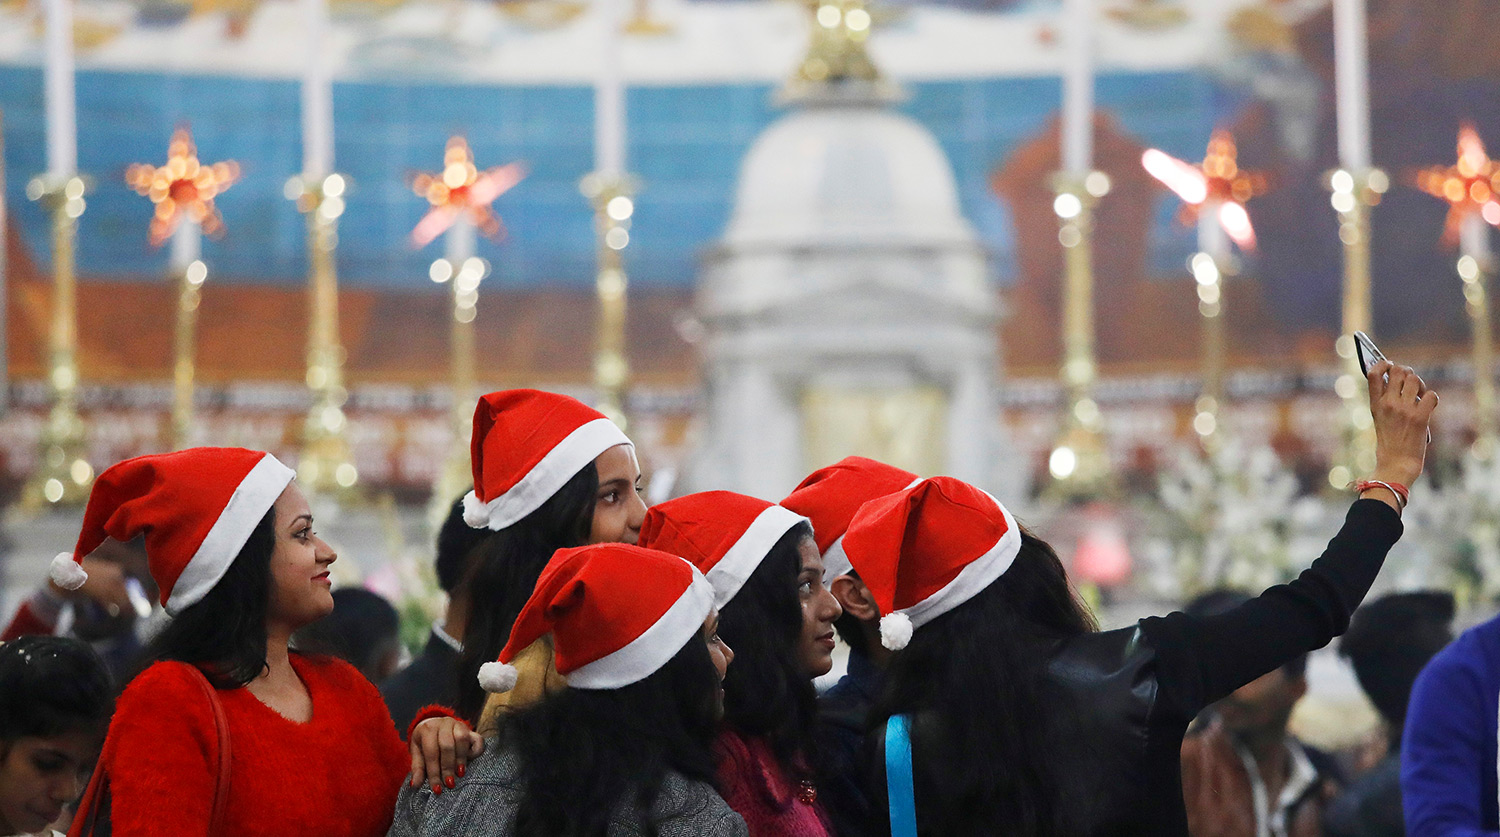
[1414,123,1500,247]
[125,127,240,248]
[411,137,526,248]
[1142,129,1268,251]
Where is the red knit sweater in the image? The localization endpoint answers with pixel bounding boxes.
[76,655,410,836]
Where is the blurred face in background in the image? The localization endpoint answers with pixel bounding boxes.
[0,731,97,836]
[1215,666,1306,739]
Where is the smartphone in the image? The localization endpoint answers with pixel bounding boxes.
[1353,331,1386,378]
[1351,331,1430,443]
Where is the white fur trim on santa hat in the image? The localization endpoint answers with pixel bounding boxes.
[821,535,851,589]
[465,418,631,531]
[478,661,519,693]
[50,552,88,591]
[566,567,715,690]
[879,612,914,651]
[165,454,296,615]
[878,490,1021,650]
[705,505,808,609]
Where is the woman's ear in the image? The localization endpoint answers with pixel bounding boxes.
[830,575,880,622]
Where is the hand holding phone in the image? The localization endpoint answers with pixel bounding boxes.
[1351,331,1431,444]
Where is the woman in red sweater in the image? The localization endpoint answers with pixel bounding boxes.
[53,447,477,836]
[640,492,843,837]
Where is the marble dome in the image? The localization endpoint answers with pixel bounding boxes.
[722,99,980,249]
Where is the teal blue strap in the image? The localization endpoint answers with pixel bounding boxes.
[885,714,917,837]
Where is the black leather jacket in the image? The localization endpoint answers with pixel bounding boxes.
[868,500,1405,837]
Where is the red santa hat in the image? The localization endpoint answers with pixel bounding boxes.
[781,456,920,587]
[478,543,714,692]
[463,389,631,531]
[49,447,296,616]
[843,476,1020,652]
[638,491,808,609]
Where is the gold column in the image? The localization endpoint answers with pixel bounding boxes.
[428,253,486,511]
[1460,252,1497,458]
[581,174,635,428]
[287,173,357,496]
[1048,172,1113,498]
[172,258,206,449]
[1190,251,1226,451]
[1328,168,1389,488]
[24,174,92,506]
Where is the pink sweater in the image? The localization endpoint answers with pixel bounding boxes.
[713,729,831,837]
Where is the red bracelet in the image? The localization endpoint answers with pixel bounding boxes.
[1352,480,1409,510]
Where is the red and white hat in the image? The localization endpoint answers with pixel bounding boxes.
[463,389,631,531]
[638,491,808,609]
[782,456,920,587]
[49,447,296,616]
[478,543,714,692]
[843,476,1020,652]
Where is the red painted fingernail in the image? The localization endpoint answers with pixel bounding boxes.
[432,783,442,796]
[445,776,456,789]
[457,764,466,778]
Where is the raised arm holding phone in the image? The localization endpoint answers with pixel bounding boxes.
[863,357,1437,836]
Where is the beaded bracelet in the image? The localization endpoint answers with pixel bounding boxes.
[1351,479,1409,511]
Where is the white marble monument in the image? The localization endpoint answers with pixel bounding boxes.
[687,84,1021,502]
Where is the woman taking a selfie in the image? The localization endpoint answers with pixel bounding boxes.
[390,543,746,836]
[56,447,476,836]
[453,389,648,731]
[641,491,842,836]
[858,362,1437,836]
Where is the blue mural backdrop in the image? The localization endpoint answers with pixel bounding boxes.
[0,66,1230,291]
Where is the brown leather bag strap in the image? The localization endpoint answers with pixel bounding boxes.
[186,666,232,836]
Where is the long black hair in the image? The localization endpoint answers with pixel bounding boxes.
[718,520,819,780]
[455,462,598,723]
[130,508,278,689]
[0,636,114,744]
[871,529,1097,836]
[504,631,721,836]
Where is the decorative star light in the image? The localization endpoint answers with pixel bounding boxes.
[1414,123,1500,247]
[125,127,240,248]
[411,137,527,248]
[1142,129,1268,251]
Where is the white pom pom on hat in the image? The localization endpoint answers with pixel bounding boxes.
[879,611,914,651]
[477,661,519,694]
[49,551,88,591]
[461,491,492,529]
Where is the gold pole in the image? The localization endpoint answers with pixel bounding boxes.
[289,174,357,496]
[1190,247,1227,452]
[172,256,205,449]
[582,174,635,429]
[25,174,92,506]
[1460,252,1497,457]
[428,247,485,511]
[1047,172,1112,498]
[1328,168,1388,488]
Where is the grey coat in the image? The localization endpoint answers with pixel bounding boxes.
[387,743,748,837]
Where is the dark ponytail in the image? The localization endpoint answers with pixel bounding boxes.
[454,462,598,723]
